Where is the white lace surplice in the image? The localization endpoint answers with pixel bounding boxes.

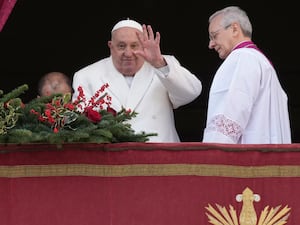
[203,48,291,144]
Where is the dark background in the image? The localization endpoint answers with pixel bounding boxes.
[1,1,299,142]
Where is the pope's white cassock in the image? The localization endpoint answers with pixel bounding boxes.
[72,55,202,142]
[203,48,291,144]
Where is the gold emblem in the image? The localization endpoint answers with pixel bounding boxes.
[205,187,291,225]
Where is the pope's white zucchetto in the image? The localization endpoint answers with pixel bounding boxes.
[111,19,143,32]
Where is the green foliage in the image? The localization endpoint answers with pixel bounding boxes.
[0,85,157,144]
[0,84,28,135]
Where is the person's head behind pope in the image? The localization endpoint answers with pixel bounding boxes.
[38,72,72,97]
[108,19,145,76]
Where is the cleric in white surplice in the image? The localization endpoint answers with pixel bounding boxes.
[203,6,291,144]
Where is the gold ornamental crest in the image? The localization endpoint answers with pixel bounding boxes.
[206,187,291,225]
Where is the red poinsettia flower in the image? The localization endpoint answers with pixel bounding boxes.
[85,106,102,123]
[107,106,117,117]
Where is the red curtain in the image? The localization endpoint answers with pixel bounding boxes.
[0,0,17,32]
[0,142,299,225]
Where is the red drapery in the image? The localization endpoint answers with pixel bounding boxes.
[0,0,17,32]
[0,142,299,225]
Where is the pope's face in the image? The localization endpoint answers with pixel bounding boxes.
[108,27,145,76]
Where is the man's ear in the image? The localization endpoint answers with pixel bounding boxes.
[231,22,240,36]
